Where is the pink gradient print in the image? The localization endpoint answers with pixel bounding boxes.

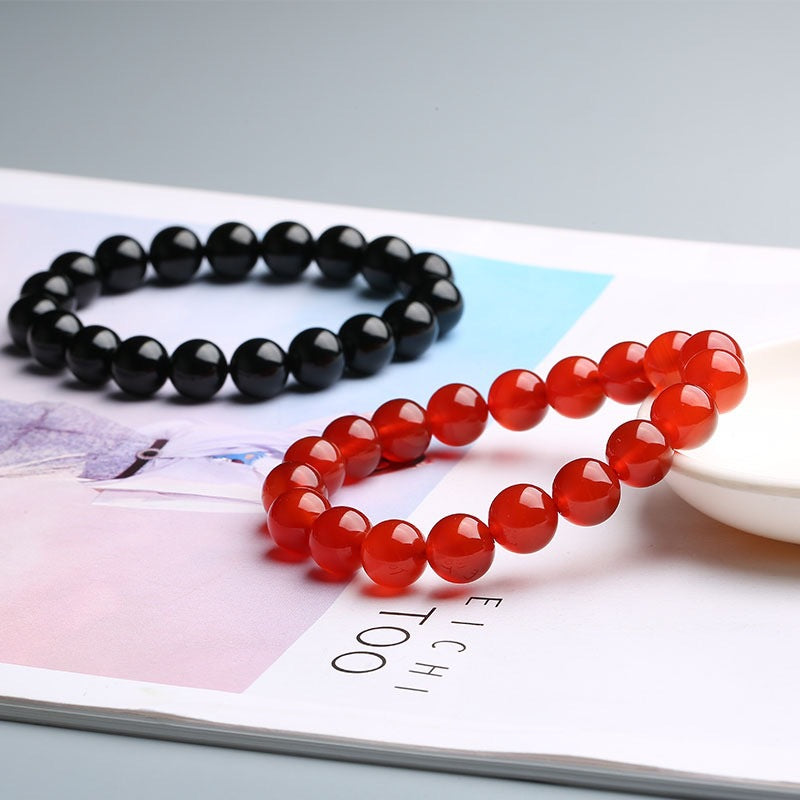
[0,477,342,692]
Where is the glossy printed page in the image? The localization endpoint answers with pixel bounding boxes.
[1,171,799,791]
[250,273,800,785]
[0,177,607,694]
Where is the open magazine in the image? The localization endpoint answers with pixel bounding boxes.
[1,170,799,799]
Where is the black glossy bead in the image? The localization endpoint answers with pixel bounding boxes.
[7,294,60,350]
[338,314,396,375]
[150,227,203,284]
[315,225,366,282]
[26,309,83,369]
[49,251,102,308]
[230,338,288,399]
[288,327,345,389]
[65,325,120,385]
[397,252,453,295]
[408,278,464,337]
[361,236,413,293]
[95,235,148,293]
[111,335,170,396]
[20,271,77,311]
[170,339,228,400]
[206,222,258,280]
[381,299,439,360]
[262,221,314,279]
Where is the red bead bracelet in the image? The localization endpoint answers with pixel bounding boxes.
[262,330,748,588]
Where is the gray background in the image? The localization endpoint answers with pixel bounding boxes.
[3,1,800,248]
[1,2,797,798]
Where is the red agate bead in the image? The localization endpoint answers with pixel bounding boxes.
[322,415,382,479]
[371,398,431,463]
[310,506,371,575]
[546,356,604,418]
[488,484,558,554]
[682,349,748,412]
[680,330,743,368]
[487,369,548,431]
[283,436,346,493]
[261,461,326,512]
[427,383,488,446]
[598,341,652,404]
[605,420,673,487]
[643,330,690,389]
[650,383,718,449]
[426,514,494,583]
[552,458,621,526]
[361,519,427,588]
[267,487,330,554]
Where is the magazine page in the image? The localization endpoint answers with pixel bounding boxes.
[1,170,799,796]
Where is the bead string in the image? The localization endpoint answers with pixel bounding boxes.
[261,330,748,588]
[7,222,463,400]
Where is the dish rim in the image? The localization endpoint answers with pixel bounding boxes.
[637,337,800,498]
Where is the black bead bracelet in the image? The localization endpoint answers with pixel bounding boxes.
[7,221,464,401]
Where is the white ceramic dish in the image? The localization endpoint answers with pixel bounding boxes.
[639,338,800,544]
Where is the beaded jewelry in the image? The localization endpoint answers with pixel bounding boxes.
[7,222,463,400]
[262,330,748,587]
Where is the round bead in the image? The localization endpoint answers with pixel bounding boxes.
[361,235,413,293]
[397,252,453,296]
[487,369,548,431]
[680,330,743,368]
[605,420,673,487]
[427,383,488,446]
[261,462,326,513]
[361,519,427,588]
[310,506,371,575]
[322,415,382,480]
[229,338,288,399]
[643,330,690,389]
[267,487,330,555]
[261,221,314,279]
[49,251,101,308]
[426,514,494,584]
[283,436,346,494]
[7,294,59,350]
[169,339,228,400]
[315,225,366,282]
[598,341,652,404]
[682,349,748,413]
[382,299,439,360]
[111,335,170,396]
[338,314,396,375]
[371,398,432,463]
[288,327,345,389]
[205,221,258,279]
[26,309,83,369]
[149,226,203,284]
[408,278,464,337]
[650,383,718,449]
[546,356,605,418]
[95,235,147,293]
[488,484,558,554]
[552,458,621,526]
[20,272,77,311]
[65,325,120,385]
